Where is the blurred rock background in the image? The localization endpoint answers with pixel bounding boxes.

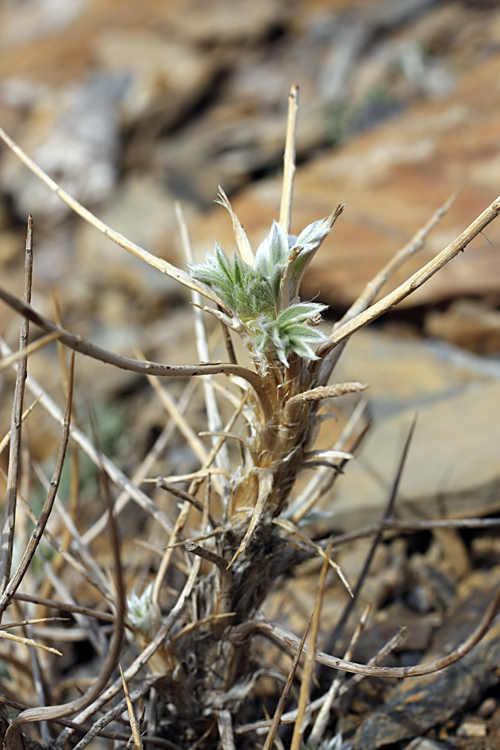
[1,0,500,528]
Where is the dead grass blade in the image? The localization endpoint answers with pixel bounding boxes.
[336,190,460,330]
[285,382,367,421]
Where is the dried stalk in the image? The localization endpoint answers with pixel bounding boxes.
[0,218,33,604]
[279,84,299,234]
[0,353,74,615]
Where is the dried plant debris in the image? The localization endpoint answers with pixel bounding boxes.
[0,87,500,750]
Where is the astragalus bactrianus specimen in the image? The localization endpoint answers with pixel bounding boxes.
[1,86,500,750]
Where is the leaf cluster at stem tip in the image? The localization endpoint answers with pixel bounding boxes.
[190,215,334,366]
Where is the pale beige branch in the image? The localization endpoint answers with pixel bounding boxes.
[320,194,500,356]
[0,125,228,308]
[279,84,299,235]
[0,285,272,419]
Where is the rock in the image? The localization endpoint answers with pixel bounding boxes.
[425,299,500,355]
[0,74,121,222]
[325,379,500,532]
[165,0,288,43]
[351,569,500,749]
[456,719,487,738]
[334,328,498,420]
[94,29,218,126]
[405,739,450,750]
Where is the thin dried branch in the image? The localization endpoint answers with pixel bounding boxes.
[0,217,33,603]
[329,516,500,547]
[12,594,115,623]
[22,612,51,747]
[290,398,370,524]
[0,125,229,308]
[334,625,407,703]
[234,596,500,678]
[0,330,63,373]
[68,677,160,750]
[35,553,106,657]
[119,665,144,750]
[242,624,408,737]
[185,540,232,615]
[263,617,311,750]
[0,616,68,631]
[0,353,74,616]
[0,628,62,655]
[0,287,271,417]
[276,518,353,596]
[217,710,236,750]
[316,192,460,384]
[279,84,299,235]
[290,538,332,750]
[152,496,194,606]
[16,473,112,606]
[143,367,209,466]
[156,479,217,530]
[318,193,500,359]
[0,396,41,456]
